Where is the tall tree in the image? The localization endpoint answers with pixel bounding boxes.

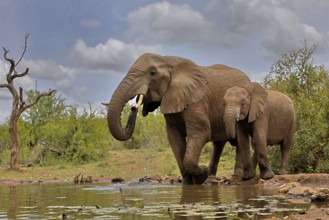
[0,35,55,170]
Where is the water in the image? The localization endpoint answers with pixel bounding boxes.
[0,180,310,219]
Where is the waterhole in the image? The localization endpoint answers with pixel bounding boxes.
[0,180,310,219]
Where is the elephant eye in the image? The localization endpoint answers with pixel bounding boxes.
[150,70,157,76]
[241,101,246,106]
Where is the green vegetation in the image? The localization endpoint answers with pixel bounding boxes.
[0,91,110,166]
[263,41,329,173]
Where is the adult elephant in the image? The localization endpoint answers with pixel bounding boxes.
[211,83,295,180]
[105,53,255,184]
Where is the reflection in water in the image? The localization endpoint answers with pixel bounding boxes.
[180,185,221,204]
[0,182,310,219]
[8,185,18,220]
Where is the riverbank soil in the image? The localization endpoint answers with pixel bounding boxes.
[222,173,329,220]
[265,174,329,220]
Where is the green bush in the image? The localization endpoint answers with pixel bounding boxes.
[0,91,111,166]
[263,41,329,173]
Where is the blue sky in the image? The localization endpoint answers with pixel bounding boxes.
[1,0,329,122]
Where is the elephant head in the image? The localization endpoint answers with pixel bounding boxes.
[223,82,267,139]
[105,53,208,141]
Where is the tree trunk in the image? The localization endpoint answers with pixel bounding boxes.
[9,116,20,170]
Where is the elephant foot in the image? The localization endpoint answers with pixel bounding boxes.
[208,169,217,177]
[233,168,243,178]
[258,162,275,180]
[278,168,288,175]
[242,170,256,180]
[181,174,194,185]
[192,166,209,184]
[260,169,275,180]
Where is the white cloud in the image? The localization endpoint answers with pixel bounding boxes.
[0,61,9,99]
[21,59,69,80]
[125,1,238,46]
[205,0,329,59]
[68,38,162,72]
[80,19,102,29]
[123,0,328,56]
[17,59,96,104]
[0,106,10,123]
[0,90,12,100]
[20,59,78,94]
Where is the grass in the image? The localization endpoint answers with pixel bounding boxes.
[0,145,236,183]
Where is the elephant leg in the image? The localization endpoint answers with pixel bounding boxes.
[164,116,192,184]
[184,133,209,184]
[279,137,292,175]
[227,139,243,177]
[233,144,243,178]
[208,141,226,176]
[253,129,274,180]
[251,140,258,173]
[182,110,211,184]
[236,125,255,180]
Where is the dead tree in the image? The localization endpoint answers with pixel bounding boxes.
[0,34,55,170]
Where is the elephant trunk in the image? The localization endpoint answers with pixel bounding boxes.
[224,108,238,139]
[107,76,139,141]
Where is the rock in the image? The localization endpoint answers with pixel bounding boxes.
[287,186,316,198]
[285,186,329,201]
[139,176,151,183]
[310,188,329,201]
[111,177,125,183]
[278,182,301,193]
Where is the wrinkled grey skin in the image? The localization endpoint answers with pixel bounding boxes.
[209,83,296,180]
[106,53,252,184]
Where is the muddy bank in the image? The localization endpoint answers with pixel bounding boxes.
[208,173,329,220]
[262,174,329,220]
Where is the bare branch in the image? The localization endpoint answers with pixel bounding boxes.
[20,89,56,113]
[0,83,10,89]
[2,34,30,82]
[12,68,29,80]
[2,47,13,64]
[16,34,30,66]
[19,87,23,103]
[3,47,16,78]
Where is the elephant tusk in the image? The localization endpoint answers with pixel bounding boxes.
[135,94,144,108]
[236,118,239,122]
[101,102,110,107]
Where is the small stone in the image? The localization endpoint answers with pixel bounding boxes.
[278,182,301,193]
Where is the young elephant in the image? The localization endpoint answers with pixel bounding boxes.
[220,83,296,179]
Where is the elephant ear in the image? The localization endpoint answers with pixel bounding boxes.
[160,64,208,114]
[247,82,268,123]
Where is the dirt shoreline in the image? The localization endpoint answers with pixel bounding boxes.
[220,173,329,220]
[1,173,328,219]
